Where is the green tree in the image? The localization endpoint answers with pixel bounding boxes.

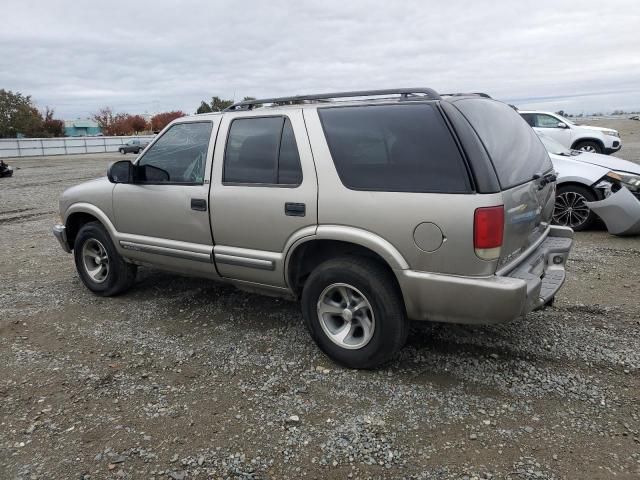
[0,89,43,138]
[196,101,212,114]
[210,96,234,111]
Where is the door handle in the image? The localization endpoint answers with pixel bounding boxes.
[191,198,207,211]
[285,202,305,217]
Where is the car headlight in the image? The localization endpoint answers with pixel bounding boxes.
[604,131,620,138]
[604,171,640,193]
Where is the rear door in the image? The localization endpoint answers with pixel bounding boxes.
[210,109,318,287]
[454,99,556,268]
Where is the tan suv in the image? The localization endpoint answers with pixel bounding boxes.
[53,88,573,368]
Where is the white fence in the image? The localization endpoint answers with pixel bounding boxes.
[0,135,156,159]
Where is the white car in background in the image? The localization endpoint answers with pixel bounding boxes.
[522,110,621,154]
[537,133,640,234]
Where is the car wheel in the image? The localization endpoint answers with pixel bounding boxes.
[119,148,125,154]
[574,140,602,154]
[553,185,598,231]
[301,256,408,369]
[73,221,137,296]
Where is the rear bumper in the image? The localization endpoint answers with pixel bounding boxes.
[52,224,71,253]
[587,187,640,235]
[397,225,573,324]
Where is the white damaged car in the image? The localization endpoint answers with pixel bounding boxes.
[538,133,640,234]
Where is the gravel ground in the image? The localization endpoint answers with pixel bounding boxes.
[1,143,639,479]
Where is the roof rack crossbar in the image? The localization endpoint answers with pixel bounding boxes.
[224,88,441,111]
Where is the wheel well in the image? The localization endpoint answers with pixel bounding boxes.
[571,138,604,150]
[556,182,601,200]
[287,240,399,297]
[65,212,100,249]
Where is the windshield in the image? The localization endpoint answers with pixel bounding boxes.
[537,134,572,155]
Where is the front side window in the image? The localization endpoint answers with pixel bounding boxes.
[138,122,213,184]
[318,103,471,193]
[535,114,562,128]
[223,116,302,185]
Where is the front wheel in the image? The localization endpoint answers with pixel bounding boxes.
[553,185,598,231]
[119,148,125,154]
[301,256,408,369]
[73,221,137,296]
[574,140,602,154]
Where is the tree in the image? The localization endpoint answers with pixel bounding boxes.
[91,107,115,134]
[196,101,212,114]
[92,108,150,135]
[42,107,65,137]
[211,96,234,111]
[0,89,44,138]
[127,115,148,133]
[151,111,186,131]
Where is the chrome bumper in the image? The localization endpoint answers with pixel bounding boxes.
[397,226,573,324]
[587,187,640,235]
[52,224,71,253]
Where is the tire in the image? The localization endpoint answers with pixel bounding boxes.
[301,256,408,369]
[553,185,598,231]
[119,148,125,154]
[573,140,602,154]
[73,221,137,296]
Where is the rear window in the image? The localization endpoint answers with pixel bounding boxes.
[318,104,471,193]
[454,99,552,189]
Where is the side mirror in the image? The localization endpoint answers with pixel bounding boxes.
[557,122,568,129]
[107,160,133,183]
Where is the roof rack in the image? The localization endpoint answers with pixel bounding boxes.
[442,92,493,99]
[224,88,441,111]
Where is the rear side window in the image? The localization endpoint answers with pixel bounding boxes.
[318,104,471,193]
[454,99,552,189]
[223,116,302,185]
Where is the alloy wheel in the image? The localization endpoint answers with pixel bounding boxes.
[317,283,375,350]
[553,191,591,228]
[81,238,110,283]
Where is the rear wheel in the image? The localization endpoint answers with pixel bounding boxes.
[73,221,137,296]
[301,256,408,369]
[574,140,602,154]
[553,185,598,231]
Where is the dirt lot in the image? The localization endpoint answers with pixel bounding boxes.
[1,123,639,479]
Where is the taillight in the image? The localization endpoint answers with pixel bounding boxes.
[474,205,504,260]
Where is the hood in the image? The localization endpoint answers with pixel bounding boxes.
[578,125,617,135]
[571,151,640,175]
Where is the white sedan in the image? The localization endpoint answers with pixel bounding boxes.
[538,133,640,234]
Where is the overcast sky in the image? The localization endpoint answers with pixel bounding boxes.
[1,0,639,118]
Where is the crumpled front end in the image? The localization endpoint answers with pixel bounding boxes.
[587,187,640,235]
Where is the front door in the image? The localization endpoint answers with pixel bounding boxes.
[533,113,572,146]
[112,120,219,274]
[210,109,318,287]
